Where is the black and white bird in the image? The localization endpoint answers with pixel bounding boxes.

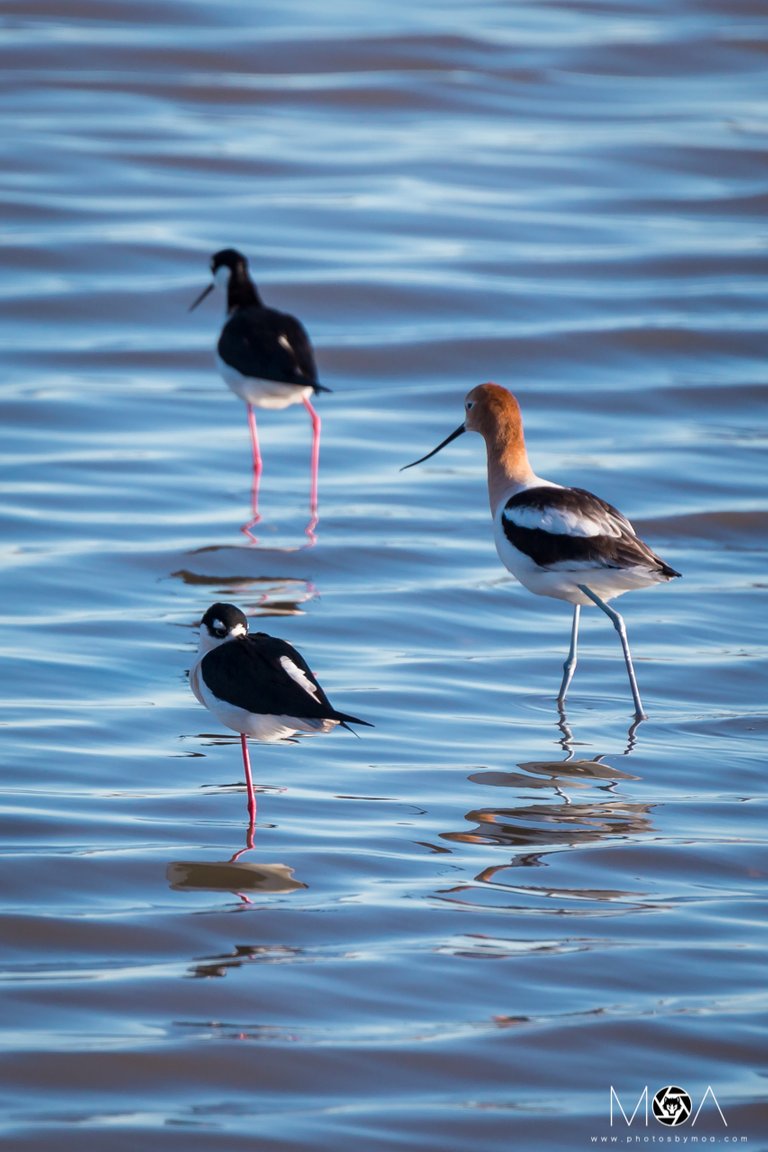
[189,248,330,537]
[402,383,681,721]
[190,603,371,822]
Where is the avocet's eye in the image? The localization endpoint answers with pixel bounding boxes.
[466,400,475,411]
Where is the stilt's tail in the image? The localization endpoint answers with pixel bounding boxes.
[333,710,374,735]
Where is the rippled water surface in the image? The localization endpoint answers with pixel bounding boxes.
[1,1,767,1148]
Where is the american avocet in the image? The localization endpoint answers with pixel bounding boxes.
[189,249,330,537]
[190,603,371,823]
[402,383,681,720]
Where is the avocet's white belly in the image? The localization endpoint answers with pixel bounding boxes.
[216,354,312,410]
[491,511,667,607]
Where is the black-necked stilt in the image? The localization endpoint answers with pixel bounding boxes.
[189,249,330,538]
[402,383,681,721]
[190,602,371,823]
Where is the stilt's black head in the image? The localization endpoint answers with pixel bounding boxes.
[189,249,260,312]
[200,602,249,641]
[210,249,248,277]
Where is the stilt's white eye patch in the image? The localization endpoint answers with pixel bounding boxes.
[213,264,231,288]
[210,619,246,639]
[279,656,320,700]
[277,333,294,355]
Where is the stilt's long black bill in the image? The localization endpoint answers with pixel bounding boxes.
[400,423,466,471]
[188,282,215,312]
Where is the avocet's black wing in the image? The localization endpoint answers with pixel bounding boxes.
[501,486,680,577]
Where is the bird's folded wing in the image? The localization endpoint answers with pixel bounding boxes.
[500,485,664,570]
[218,307,317,386]
[201,636,333,718]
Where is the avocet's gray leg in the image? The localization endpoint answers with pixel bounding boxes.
[577,584,647,721]
[557,603,580,706]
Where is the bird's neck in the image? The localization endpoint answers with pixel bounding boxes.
[482,426,538,513]
[196,632,236,659]
[227,272,261,313]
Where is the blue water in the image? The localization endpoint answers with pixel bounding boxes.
[1,1,767,1148]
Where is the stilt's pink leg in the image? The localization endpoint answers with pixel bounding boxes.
[247,403,263,476]
[230,810,255,861]
[303,396,321,541]
[242,403,263,540]
[228,787,255,905]
[240,733,257,826]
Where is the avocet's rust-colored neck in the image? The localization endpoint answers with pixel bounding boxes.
[464,383,537,512]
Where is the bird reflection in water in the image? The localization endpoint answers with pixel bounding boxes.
[181,943,303,981]
[445,793,653,853]
[557,703,644,758]
[168,758,306,907]
[172,571,318,619]
[166,813,307,910]
[438,727,655,909]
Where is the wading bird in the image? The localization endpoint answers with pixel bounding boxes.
[189,602,371,823]
[190,249,330,538]
[402,383,680,720]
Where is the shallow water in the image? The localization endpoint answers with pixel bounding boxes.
[1,1,767,1148]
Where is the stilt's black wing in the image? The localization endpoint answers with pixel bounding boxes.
[218,306,322,388]
[201,633,371,726]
